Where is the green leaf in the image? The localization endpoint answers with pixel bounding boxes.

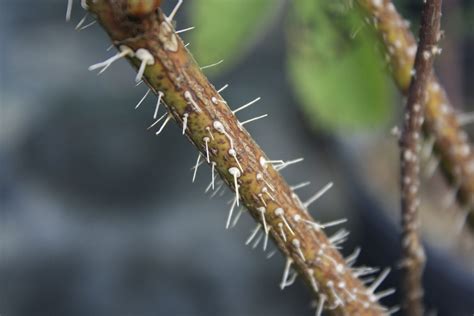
[287,1,393,131]
[189,0,282,75]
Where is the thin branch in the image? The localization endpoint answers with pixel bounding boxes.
[356,0,474,232]
[84,1,392,314]
[399,0,442,315]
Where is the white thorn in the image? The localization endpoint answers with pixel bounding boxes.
[78,20,96,31]
[231,207,244,228]
[239,114,268,126]
[293,214,314,227]
[260,157,285,167]
[369,268,391,293]
[352,267,379,277]
[387,305,400,315]
[266,250,277,259]
[275,208,295,235]
[66,0,73,21]
[245,224,262,245]
[292,239,305,261]
[229,167,241,206]
[147,112,168,130]
[75,13,88,30]
[200,59,224,70]
[217,84,229,93]
[295,216,347,231]
[345,247,361,266]
[362,276,376,285]
[291,181,311,191]
[327,281,344,307]
[206,126,215,141]
[275,158,304,171]
[182,113,189,135]
[210,181,224,198]
[321,218,348,229]
[256,173,275,191]
[89,47,133,74]
[329,229,350,245]
[315,295,326,316]
[225,197,238,229]
[166,0,183,22]
[342,286,356,301]
[136,61,148,83]
[232,97,261,114]
[135,89,151,109]
[203,137,210,163]
[218,184,227,197]
[205,174,216,193]
[176,26,195,34]
[192,154,201,183]
[135,49,155,83]
[375,288,396,300]
[278,223,287,242]
[184,91,202,112]
[262,187,275,201]
[190,157,205,172]
[280,257,293,290]
[303,182,333,208]
[262,227,271,251]
[257,207,269,234]
[154,91,164,119]
[211,162,216,190]
[155,114,172,135]
[229,149,243,172]
[285,271,298,287]
[307,269,319,292]
[252,232,264,249]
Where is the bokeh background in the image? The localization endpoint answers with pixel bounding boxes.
[1,0,473,315]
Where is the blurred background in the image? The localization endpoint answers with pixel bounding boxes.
[1,0,473,315]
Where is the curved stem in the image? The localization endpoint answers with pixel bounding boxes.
[399,0,442,315]
[356,0,474,231]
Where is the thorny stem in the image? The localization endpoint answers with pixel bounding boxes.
[399,0,442,315]
[85,1,391,315]
[356,0,474,231]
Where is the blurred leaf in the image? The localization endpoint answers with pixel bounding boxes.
[287,1,393,131]
[189,0,283,75]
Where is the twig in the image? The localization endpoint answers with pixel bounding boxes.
[84,1,391,314]
[399,0,442,315]
[356,0,474,232]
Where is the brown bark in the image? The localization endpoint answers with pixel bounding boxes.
[84,1,392,314]
[356,0,474,232]
[399,1,442,315]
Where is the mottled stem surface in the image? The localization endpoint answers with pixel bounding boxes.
[356,0,474,231]
[399,0,442,315]
[85,1,390,315]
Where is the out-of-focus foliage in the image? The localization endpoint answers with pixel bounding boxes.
[287,1,392,131]
[189,0,283,74]
[188,0,393,131]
